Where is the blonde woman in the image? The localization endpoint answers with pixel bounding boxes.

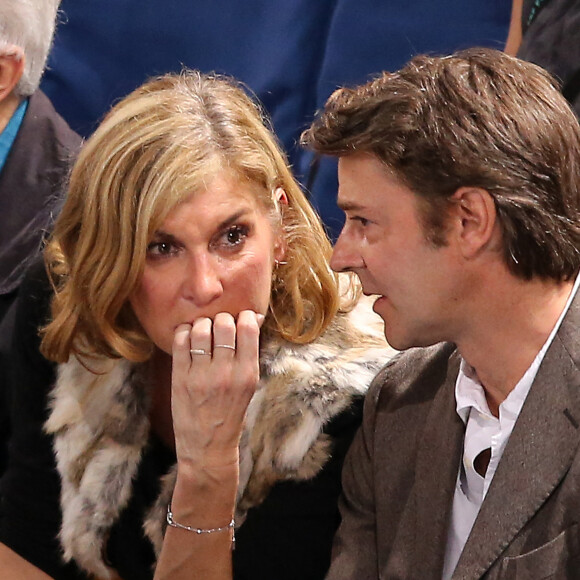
[0,71,393,579]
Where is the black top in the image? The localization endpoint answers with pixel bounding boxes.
[0,259,363,579]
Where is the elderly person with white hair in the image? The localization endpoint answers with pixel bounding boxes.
[0,0,81,478]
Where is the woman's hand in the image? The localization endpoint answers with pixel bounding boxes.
[156,311,261,580]
[171,310,262,478]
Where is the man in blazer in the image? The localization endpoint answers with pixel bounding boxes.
[303,48,580,578]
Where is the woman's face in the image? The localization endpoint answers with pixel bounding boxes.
[129,173,285,355]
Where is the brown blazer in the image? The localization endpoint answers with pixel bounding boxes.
[327,294,580,579]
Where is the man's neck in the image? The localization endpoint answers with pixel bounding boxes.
[0,91,22,134]
[456,275,575,415]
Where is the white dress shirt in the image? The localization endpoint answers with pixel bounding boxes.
[442,275,580,579]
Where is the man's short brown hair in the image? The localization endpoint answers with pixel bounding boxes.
[303,48,580,281]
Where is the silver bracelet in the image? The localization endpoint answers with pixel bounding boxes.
[166,503,235,547]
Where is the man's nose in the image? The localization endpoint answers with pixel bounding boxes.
[330,229,363,272]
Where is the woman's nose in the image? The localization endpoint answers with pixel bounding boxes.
[182,254,223,305]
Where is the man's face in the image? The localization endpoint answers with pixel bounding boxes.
[330,154,464,350]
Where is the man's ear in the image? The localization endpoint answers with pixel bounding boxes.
[0,49,25,132]
[0,48,24,102]
[450,187,498,259]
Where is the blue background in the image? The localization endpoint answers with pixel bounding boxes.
[42,0,511,239]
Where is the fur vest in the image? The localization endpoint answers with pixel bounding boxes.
[45,300,395,578]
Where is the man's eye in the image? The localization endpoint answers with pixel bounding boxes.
[351,216,370,227]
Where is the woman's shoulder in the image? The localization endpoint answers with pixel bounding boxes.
[259,292,395,406]
[238,298,394,510]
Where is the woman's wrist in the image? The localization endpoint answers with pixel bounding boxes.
[166,502,235,549]
[170,460,238,527]
[176,454,239,488]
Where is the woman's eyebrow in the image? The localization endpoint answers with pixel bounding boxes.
[150,230,179,242]
[151,228,177,243]
[153,208,252,239]
[217,208,249,230]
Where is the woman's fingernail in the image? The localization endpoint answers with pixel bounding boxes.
[257,313,265,326]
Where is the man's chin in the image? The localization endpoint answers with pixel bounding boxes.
[372,295,387,313]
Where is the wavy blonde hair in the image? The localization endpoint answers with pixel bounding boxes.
[41,70,344,364]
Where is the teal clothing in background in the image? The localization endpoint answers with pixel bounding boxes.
[0,99,28,174]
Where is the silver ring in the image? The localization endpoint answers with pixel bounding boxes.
[213,344,236,351]
[190,348,211,356]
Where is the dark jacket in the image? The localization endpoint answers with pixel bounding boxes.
[518,0,580,117]
[328,292,580,579]
[0,90,82,478]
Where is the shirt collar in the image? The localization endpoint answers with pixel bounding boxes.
[456,273,580,424]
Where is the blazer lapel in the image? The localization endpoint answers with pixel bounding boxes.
[412,351,466,578]
[453,297,580,578]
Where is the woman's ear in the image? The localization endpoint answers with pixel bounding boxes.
[274,243,287,264]
[272,188,288,262]
[274,187,288,206]
[273,228,287,263]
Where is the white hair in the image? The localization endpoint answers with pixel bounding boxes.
[0,0,61,96]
